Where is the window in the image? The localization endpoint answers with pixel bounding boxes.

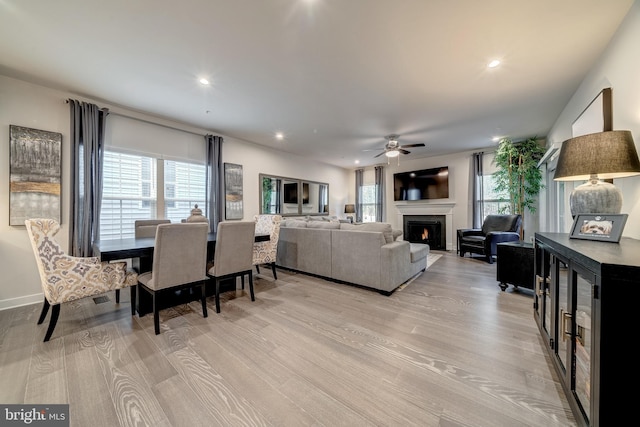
[100,150,206,240]
[164,160,206,223]
[360,184,378,223]
[480,174,510,219]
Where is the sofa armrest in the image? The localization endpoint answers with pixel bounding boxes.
[484,231,521,255]
[380,241,412,291]
[458,228,483,237]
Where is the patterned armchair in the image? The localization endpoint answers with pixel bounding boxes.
[25,218,138,341]
[253,214,282,279]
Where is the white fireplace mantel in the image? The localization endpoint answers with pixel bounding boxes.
[395,202,455,251]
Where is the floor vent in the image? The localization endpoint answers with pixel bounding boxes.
[93,296,110,304]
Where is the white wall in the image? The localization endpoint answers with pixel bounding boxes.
[0,74,349,310]
[546,1,640,238]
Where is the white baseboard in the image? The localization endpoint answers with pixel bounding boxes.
[0,293,43,311]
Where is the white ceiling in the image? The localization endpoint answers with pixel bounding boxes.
[0,0,634,169]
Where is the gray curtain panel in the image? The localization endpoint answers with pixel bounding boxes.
[374,165,384,222]
[205,134,224,232]
[355,168,364,223]
[68,99,108,257]
[472,152,484,229]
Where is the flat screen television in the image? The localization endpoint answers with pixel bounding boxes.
[283,182,310,204]
[393,166,449,201]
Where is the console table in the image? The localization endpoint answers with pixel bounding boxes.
[534,232,640,426]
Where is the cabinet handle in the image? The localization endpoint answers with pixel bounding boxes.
[561,309,572,342]
[535,275,546,296]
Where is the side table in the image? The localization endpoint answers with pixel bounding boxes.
[496,241,534,291]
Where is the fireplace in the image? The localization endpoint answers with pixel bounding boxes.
[403,215,446,250]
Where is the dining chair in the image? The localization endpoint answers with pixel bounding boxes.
[25,218,138,342]
[136,222,209,335]
[134,219,171,238]
[207,221,256,313]
[253,214,282,279]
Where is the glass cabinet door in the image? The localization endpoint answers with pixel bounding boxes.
[573,267,594,423]
[552,256,570,374]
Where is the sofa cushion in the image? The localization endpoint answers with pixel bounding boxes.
[392,229,403,241]
[481,214,521,234]
[282,219,308,228]
[307,221,340,229]
[340,222,394,244]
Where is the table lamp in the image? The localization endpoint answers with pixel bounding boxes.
[553,130,640,216]
[344,204,355,223]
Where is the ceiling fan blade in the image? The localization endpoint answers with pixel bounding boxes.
[399,143,425,148]
[399,149,411,155]
[373,151,386,158]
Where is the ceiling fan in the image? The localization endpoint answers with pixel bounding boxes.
[366,134,426,158]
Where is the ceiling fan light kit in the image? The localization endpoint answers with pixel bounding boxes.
[368,134,426,163]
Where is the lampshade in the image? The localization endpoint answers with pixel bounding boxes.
[553,130,640,216]
[344,204,355,214]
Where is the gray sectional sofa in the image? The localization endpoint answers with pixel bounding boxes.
[276,219,429,294]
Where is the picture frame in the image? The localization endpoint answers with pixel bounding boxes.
[9,125,62,226]
[571,87,612,137]
[569,213,627,243]
[223,163,243,220]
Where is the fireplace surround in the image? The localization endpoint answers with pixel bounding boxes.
[395,202,454,251]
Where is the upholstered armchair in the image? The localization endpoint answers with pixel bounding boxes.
[25,218,138,341]
[458,214,522,264]
[253,214,282,279]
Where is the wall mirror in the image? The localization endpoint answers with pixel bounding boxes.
[260,174,329,216]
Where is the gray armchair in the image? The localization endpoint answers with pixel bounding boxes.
[458,214,522,264]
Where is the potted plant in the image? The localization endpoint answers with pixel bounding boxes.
[492,136,546,239]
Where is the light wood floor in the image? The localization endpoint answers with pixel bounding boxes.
[0,251,577,427]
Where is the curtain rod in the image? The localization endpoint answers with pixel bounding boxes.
[66,98,210,137]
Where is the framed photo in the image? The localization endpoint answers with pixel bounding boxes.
[9,125,62,226]
[570,213,627,243]
[224,163,243,219]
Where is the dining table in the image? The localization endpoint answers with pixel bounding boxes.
[93,231,269,315]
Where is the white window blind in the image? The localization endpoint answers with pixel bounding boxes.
[164,160,207,223]
[100,151,157,240]
[100,152,207,240]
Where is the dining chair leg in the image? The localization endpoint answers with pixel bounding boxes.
[200,282,208,318]
[130,286,137,315]
[215,279,221,314]
[241,275,245,290]
[248,272,255,301]
[153,293,160,335]
[115,289,120,303]
[270,262,277,280]
[255,265,260,274]
[37,297,50,325]
[43,304,60,342]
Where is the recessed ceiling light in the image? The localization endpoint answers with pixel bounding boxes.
[275,132,284,140]
[199,78,210,85]
[492,136,500,142]
[488,59,500,68]
[354,160,360,164]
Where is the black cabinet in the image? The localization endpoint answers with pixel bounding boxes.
[496,241,534,291]
[534,232,640,426]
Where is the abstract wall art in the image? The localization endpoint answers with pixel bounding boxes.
[224,162,243,220]
[9,125,62,225]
